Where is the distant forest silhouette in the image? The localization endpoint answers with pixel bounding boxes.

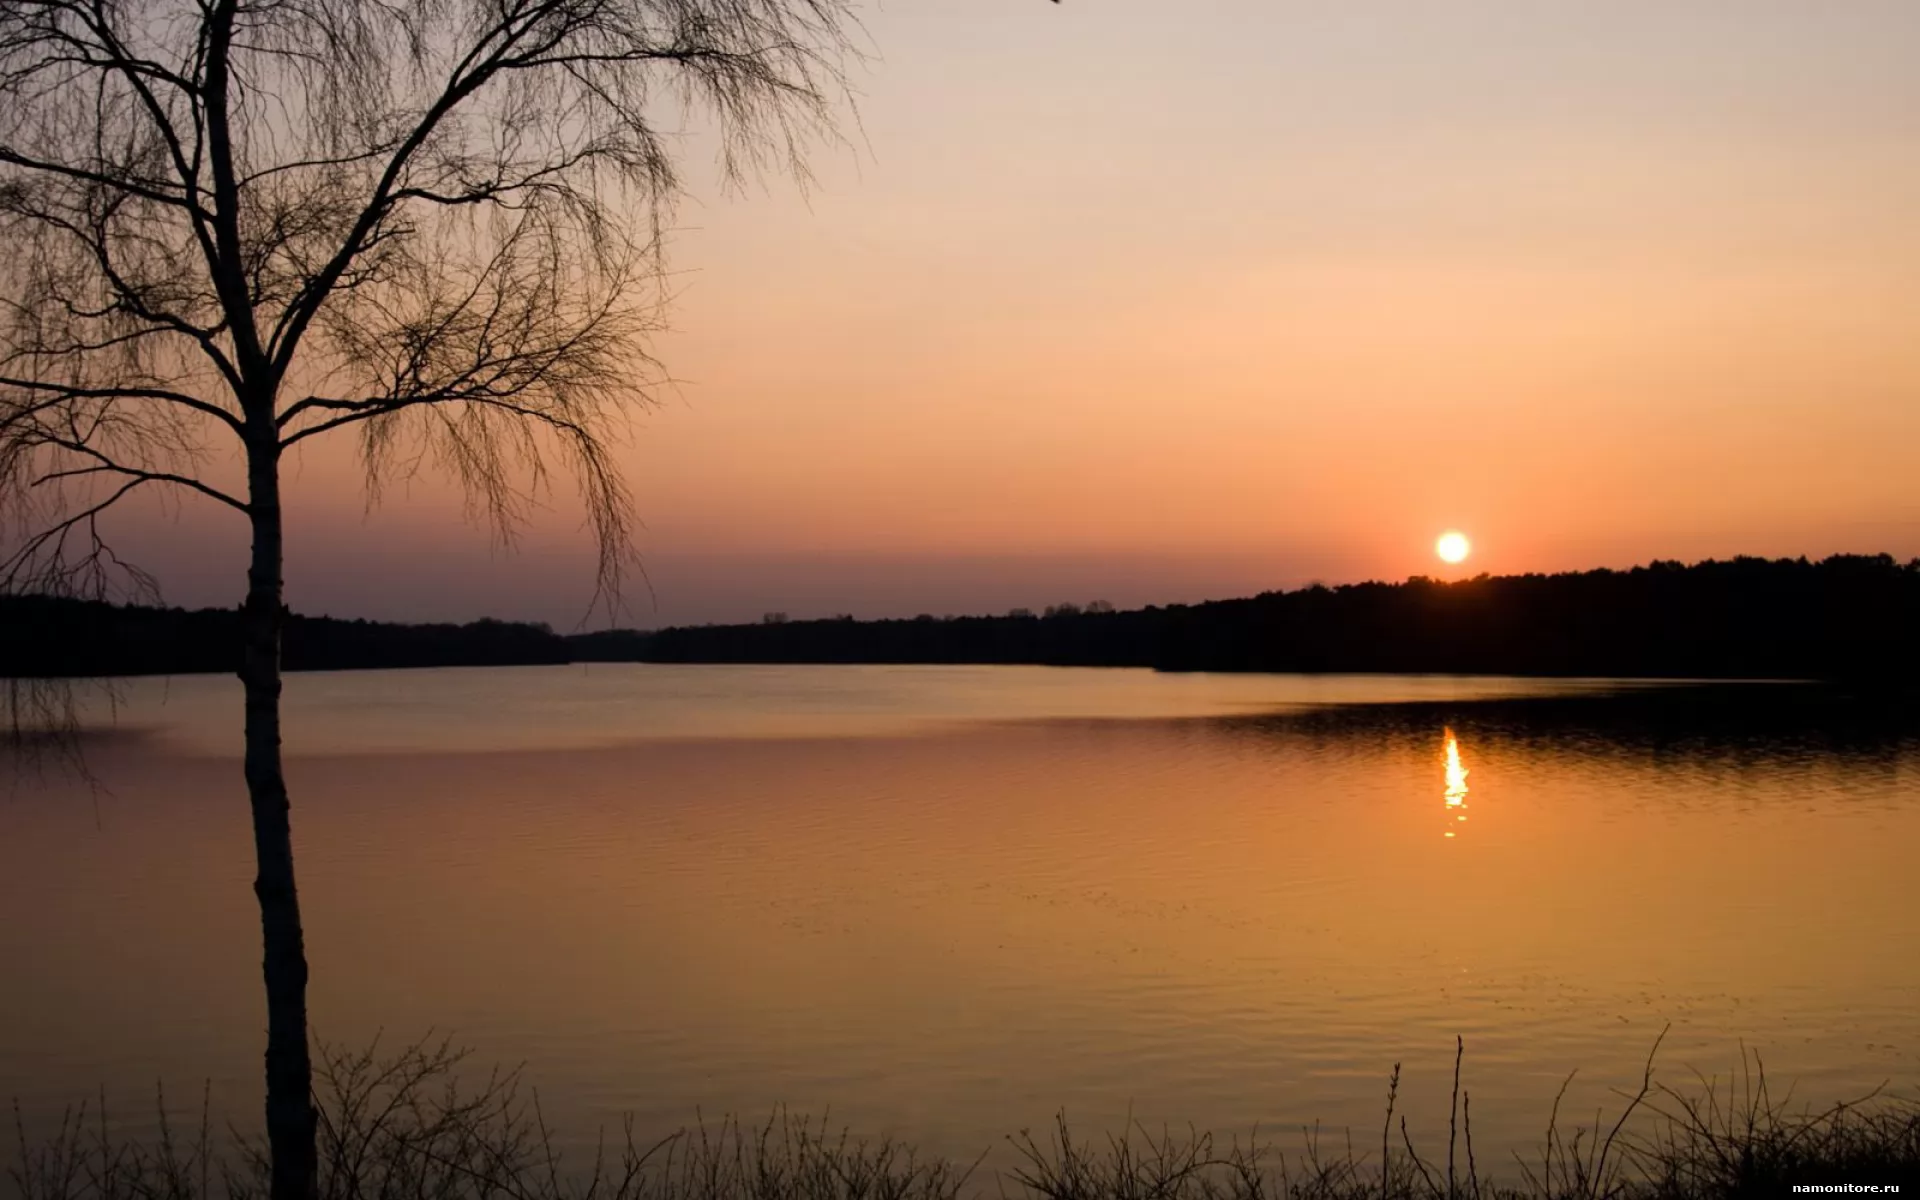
[5,554,1919,681]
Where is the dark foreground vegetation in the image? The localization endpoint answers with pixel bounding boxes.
[9,1038,1916,1200]
[5,555,1920,681]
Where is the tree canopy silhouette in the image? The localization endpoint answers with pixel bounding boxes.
[0,2,858,1197]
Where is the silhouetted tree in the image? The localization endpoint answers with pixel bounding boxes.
[0,3,858,1197]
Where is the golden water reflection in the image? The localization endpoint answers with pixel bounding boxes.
[7,671,1920,1175]
[1443,726,1469,838]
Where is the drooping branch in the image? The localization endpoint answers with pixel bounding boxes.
[30,463,246,514]
[0,147,205,215]
[0,376,245,436]
[0,475,158,600]
[271,201,661,615]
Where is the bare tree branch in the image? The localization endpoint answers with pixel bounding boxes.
[31,464,247,514]
[0,374,245,434]
[0,146,205,214]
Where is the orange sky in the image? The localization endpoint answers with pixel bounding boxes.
[113,2,1920,626]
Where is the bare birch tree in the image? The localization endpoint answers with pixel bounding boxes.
[0,3,858,1197]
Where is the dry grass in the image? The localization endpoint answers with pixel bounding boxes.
[10,1037,1917,1200]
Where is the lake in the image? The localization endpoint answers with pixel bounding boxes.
[2,665,1916,1178]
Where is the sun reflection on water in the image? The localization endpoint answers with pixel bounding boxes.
[1443,727,1469,837]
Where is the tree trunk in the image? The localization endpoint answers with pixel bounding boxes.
[241,437,317,1200]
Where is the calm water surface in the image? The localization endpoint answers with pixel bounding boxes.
[2,665,1916,1173]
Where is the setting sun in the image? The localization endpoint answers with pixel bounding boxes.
[1436,531,1472,564]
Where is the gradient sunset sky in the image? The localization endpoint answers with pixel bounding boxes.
[115,1,1920,627]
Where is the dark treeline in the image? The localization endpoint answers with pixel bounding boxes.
[0,595,569,677]
[5,554,1920,680]
[618,554,1920,680]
